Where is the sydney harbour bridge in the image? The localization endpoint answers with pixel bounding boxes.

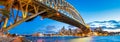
[0,0,90,34]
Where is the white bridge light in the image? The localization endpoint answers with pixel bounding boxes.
[39,0,43,2]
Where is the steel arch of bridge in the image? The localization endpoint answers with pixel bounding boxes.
[37,0,86,25]
[0,0,89,33]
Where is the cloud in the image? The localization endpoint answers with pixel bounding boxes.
[103,29,120,32]
[67,25,76,29]
[88,20,120,29]
[37,25,59,34]
[45,25,56,30]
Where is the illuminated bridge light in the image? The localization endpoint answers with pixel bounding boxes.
[56,12,60,16]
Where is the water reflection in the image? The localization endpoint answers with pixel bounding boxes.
[70,37,92,42]
[26,36,120,42]
[26,36,92,42]
[26,36,79,42]
[37,39,44,42]
[36,39,67,42]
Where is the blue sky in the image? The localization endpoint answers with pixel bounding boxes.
[1,0,119,34]
[67,0,120,23]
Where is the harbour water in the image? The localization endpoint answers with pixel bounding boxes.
[26,35,120,42]
[26,36,79,42]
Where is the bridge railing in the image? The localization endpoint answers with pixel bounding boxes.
[35,0,86,25]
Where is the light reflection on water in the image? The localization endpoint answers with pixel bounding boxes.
[26,36,79,42]
[26,36,120,42]
[70,37,92,42]
[71,36,120,42]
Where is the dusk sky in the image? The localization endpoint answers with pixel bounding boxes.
[8,0,120,34]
